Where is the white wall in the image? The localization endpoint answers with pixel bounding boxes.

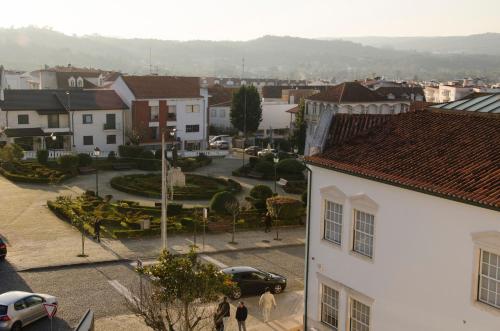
[306,165,500,331]
[166,98,206,147]
[72,109,123,153]
[209,106,231,128]
[110,76,134,133]
[5,110,69,130]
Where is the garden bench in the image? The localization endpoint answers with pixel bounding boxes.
[277,178,288,187]
[78,166,96,175]
[112,163,134,170]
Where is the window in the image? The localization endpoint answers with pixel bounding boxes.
[353,210,375,258]
[106,135,116,145]
[210,109,217,117]
[324,201,343,245]
[168,105,177,121]
[69,77,76,87]
[479,250,500,309]
[151,127,158,140]
[83,136,93,145]
[83,114,93,124]
[321,285,339,330]
[24,296,44,307]
[17,114,29,124]
[77,77,84,87]
[47,114,59,128]
[186,124,200,133]
[219,109,226,118]
[185,105,200,113]
[150,106,159,121]
[350,299,370,331]
[105,114,116,130]
[14,300,26,311]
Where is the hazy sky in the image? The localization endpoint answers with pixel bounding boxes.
[3,0,500,40]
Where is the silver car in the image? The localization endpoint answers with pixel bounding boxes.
[0,291,58,331]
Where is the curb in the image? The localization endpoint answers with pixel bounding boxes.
[14,242,305,272]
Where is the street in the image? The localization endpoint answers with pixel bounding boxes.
[0,246,304,330]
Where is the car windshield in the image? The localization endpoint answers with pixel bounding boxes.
[0,305,7,315]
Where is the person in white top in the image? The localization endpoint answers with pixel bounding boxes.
[259,288,277,323]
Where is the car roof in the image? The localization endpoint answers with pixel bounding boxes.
[0,291,33,305]
[222,266,260,274]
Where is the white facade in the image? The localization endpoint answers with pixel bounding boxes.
[306,165,500,331]
[425,85,474,103]
[209,105,231,129]
[72,109,124,153]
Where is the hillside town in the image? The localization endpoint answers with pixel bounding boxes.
[1,3,500,330]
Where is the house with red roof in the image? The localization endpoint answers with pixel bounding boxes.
[112,75,208,150]
[303,103,500,330]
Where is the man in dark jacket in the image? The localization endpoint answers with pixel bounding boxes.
[235,301,248,331]
[94,219,101,243]
[217,296,230,330]
[264,212,272,233]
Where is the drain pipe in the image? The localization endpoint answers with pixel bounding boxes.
[303,162,313,330]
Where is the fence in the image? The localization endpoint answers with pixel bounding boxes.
[23,149,228,160]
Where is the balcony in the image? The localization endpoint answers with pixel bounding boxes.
[103,123,116,130]
[167,113,177,121]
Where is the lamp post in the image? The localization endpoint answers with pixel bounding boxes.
[93,147,101,197]
[49,132,56,160]
[273,156,279,194]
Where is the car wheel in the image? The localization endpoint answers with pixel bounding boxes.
[273,284,284,294]
[11,321,22,331]
[232,288,242,300]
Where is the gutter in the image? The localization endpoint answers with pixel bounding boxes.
[303,163,313,330]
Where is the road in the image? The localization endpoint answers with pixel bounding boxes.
[0,245,304,330]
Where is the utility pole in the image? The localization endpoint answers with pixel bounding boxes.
[242,57,247,169]
[161,131,168,251]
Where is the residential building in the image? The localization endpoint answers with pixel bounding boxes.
[256,101,298,141]
[200,77,307,90]
[424,82,474,103]
[112,75,208,150]
[303,81,410,156]
[30,65,117,90]
[3,69,39,89]
[0,89,127,156]
[374,86,425,101]
[304,107,500,331]
[208,87,235,130]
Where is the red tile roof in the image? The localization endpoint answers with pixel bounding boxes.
[307,81,387,103]
[122,76,201,99]
[306,110,500,210]
[208,87,236,106]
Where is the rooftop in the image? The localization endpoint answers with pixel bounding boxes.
[431,92,500,113]
[121,75,201,99]
[307,81,388,103]
[306,110,500,211]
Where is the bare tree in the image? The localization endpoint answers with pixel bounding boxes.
[225,199,240,244]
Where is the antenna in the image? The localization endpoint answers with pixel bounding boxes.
[149,47,152,75]
[241,57,245,80]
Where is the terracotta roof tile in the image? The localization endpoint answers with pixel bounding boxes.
[208,87,236,106]
[306,110,500,210]
[307,81,387,103]
[122,75,201,99]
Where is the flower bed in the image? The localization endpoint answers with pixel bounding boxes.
[47,193,192,239]
[110,173,241,200]
[0,161,71,183]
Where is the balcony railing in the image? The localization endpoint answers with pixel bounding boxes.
[103,123,116,130]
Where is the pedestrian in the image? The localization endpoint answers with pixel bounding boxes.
[259,288,277,323]
[214,311,224,331]
[235,301,248,331]
[94,218,101,243]
[218,296,230,329]
[264,212,272,233]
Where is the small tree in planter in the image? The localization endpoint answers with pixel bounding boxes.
[225,199,240,244]
[246,184,273,210]
[36,150,49,164]
[209,191,237,215]
[266,196,304,240]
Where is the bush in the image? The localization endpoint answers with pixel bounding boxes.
[248,156,258,167]
[266,196,304,221]
[210,191,237,214]
[254,160,274,178]
[301,190,308,206]
[77,153,93,167]
[57,155,79,175]
[118,145,144,159]
[276,158,305,174]
[36,150,49,164]
[107,151,117,161]
[0,143,24,161]
[248,184,273,210]
[137,150,157,170]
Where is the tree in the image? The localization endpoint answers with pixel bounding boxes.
[266,196,305,240]
[130,250,235,331]
[0,143,24,162]
[225,199,240,244]
[246,185,273,210]
[210,191,237,215]
[291,98,307,154]
[230,85,262,134]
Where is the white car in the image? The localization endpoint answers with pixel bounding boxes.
[0,291,58,331]
[257,148,277,157]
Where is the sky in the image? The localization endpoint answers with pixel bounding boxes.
[2,0,500,41]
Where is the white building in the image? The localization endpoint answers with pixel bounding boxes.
[208,87,234,130]
[304,82,410,156]
[112,75,208,150]
[257,101,298,140]
[304,108,500,330]
[0,89,127,157]
[424,83,474,103]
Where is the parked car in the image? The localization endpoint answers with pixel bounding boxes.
[257,148,277,157]
[209,135,231,144]
[0,291,58,331]
[0,238,6,261]
[210,140,230,150]
[222,266,287,299]
[244,146,261,156]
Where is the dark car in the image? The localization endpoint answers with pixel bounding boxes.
[222,266,287,299]
[0,238,6,261]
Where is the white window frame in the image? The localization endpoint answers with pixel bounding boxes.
[347,297,371,331]
[150,105,159,121]
[185,105,200,113]
[478,250,500,309]
[324,201,343,245]
[82,114,93,124]
[471,232,500,316]
[76,77,84,87]
[320,186,346,250]
[353,210,375,259]
[321,284,339,330]
[349,194,378,262]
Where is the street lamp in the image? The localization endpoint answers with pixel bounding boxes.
[273,156,279,194]
[93,147,101,197]
[49,132,56,160]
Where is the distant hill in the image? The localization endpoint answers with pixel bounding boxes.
[1,27,500,81]
[344,33,500,55]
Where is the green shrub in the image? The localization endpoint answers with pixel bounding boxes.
[107,151,117,161]
[248,184,273,210]
[36,150,49,164]
[266,196,304,221]
[210,191,237,214]
[118,145,144,159]
[301,190,307,206]
[77,153,93,167]
[58,155,79,175]
[248,156,258,167]
[276,158,305,174]
[0,143,24,161]
[254,160,274,178]
[137,150,157,170]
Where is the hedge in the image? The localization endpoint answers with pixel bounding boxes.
[266,196,305,221]
[210,191,238,214]
[0,161,71,184]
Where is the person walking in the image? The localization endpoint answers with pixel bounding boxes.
[218,296,230,329]
[264,212,272,233]
[259,288,277,323]
[235,301,248,331]
[94,218,101,243]
[214,311,224,331]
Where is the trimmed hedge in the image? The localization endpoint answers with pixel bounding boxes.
[36,150,49,164]
[77,153,93,167]
[266,196,305,222]
[210,191,237,214]
[0,161,70,183]
[247,185,273,210]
